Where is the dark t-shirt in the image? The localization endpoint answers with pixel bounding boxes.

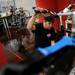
[33,23,56,48]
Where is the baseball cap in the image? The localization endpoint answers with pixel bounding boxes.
[44,15,54,23]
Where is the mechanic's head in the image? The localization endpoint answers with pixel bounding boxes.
[43,16,54,29]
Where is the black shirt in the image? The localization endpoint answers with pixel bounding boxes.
[33,23,56,48]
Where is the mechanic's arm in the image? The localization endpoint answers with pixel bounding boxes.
[51,40,55,46]
[27,14,36,30]
[51,29,56,46]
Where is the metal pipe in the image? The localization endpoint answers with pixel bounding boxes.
[3,18,9,39]
[57,12,72,16]
[5,18,11,39]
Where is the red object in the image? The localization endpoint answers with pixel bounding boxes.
[0,42,8,68]
[53,18,60,31]
[36,0,57,12]
[36,0,75,12]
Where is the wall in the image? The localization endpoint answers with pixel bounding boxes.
[0,0,15,12]
[15,0,35,15]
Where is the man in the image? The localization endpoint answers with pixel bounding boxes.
[27,13,56,48]
[65,16,72,36]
